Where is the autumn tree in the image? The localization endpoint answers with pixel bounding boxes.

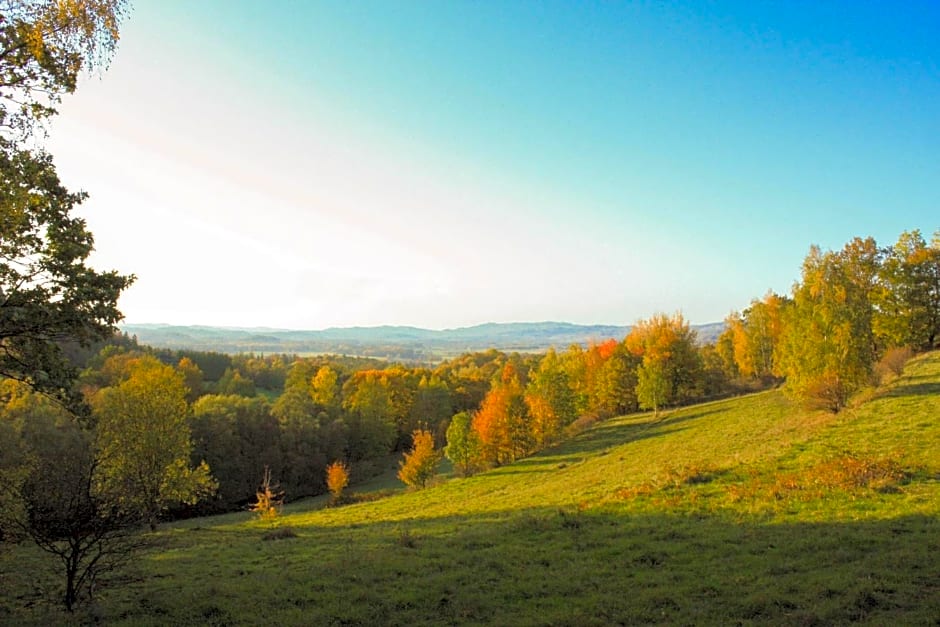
[776,240,879,411]
[93,357,216,528]
[444,411,482,477]
[472,363,530,466]
[591,342,640,417]
[397,428,441,489]
[341,370,396,460]
[408,375,452,444]
[325,460,349,503]
[626,312,702,407]
[726,292,788,380]
[310,365,341,417]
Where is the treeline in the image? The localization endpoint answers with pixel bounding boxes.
[4,230,938,522]
[716,229,939,412]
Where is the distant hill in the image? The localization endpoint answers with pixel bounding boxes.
[120,321,726,360]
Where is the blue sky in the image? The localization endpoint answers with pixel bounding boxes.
[47,1,939,329]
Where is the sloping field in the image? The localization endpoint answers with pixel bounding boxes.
[3,353,938,625]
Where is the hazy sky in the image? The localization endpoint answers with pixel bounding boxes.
[47,1,939,330]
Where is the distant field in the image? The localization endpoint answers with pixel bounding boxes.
[2,353,938,625]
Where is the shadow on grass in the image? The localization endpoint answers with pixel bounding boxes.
[55,508,940,627]
[551,408,724,459]
[886,381,940,398]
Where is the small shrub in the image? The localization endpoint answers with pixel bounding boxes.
[873,346,913,384]
[250,466,283,521]
[325,461,349,504]
[802,374,850,413]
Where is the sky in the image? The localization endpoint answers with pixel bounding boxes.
[46,1,940,330]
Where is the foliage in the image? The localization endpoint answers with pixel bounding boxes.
[873,229,940,351]
[524,349,577,447]
[472,363,530,466]
[0,0,126,136]
[636,359,669,417]
[625,312,702,406]
[3,350,938,625]
[0,146,133,402]
[777,240,879,411]
[873,345,913,384]
[397,428,440,489]
[325,460,349,503]
[93,357,216,528]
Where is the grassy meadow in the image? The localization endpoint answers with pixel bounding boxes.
[2,353,939,625]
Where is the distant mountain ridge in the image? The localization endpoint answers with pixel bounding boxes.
[121,321,725,361]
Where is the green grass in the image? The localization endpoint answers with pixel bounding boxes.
[2,353,939,625]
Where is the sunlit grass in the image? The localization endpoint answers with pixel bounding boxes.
[2,353,938,625]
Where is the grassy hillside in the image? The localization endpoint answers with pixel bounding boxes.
[3,353,939,625]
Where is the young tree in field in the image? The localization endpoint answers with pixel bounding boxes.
[0,384,144,612]
[93,357,216,529]
[444,411,482,477]
[398,428,441,489]
[636,359,669,418]
[325,460,349,503]
[250,466,283,521]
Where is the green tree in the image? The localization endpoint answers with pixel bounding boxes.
[93,357,216,528]
[444,411,482,477]
[525,349,577,447]
[397,428,441,489]
[636,359,669,417]
[874,229,940,351]
[0,381,143,612]
[0,147,133,402]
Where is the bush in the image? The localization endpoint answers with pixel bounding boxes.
[802,373,850,413]
[873,346,913,384]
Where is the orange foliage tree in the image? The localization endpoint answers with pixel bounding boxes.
[397,429,441,489]
[472,364,531,466]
